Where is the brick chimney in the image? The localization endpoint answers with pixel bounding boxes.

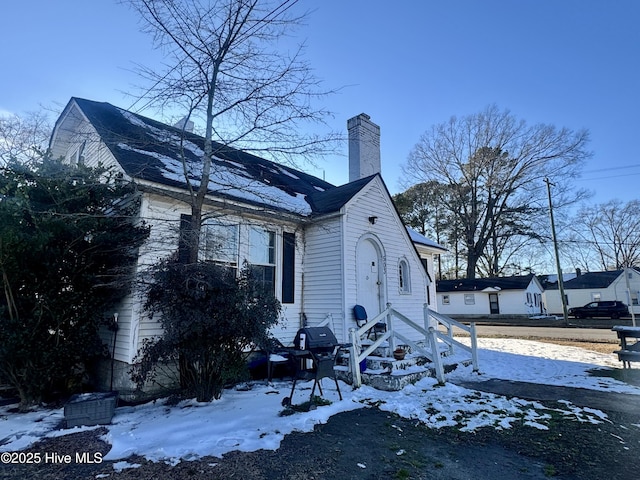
[348,113,381,182]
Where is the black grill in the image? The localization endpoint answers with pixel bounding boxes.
[282,327,349,407]
[293,326,339,352]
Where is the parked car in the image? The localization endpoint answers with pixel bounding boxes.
[568,301,629,319]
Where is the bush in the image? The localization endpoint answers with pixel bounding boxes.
[0,159,149,409]
[131,260,281,402]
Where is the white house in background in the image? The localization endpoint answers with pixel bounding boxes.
[406,227,447,308]
[50,100,435,397]
[541,268,640,316]
[436,274,545,317]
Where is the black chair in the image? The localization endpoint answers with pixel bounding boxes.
[263,338,292,382]
[353,304,386,340]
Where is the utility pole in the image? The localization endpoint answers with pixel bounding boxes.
[624,267,637,327]
[545,178,569,326]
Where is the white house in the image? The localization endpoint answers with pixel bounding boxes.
[436,274,545,317]
[406,227,447,308]
[50,99,435,396]
[541,268,640,316]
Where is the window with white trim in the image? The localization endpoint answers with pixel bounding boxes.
[249,227,276,295]
[199,220,239,266]
[399,258,411,293]
[464,293,475,305]
[442,295,450,305]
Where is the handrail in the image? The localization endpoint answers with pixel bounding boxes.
[349,304,479,387]
[426,307,478,372]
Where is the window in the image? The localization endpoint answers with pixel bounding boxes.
[399,259,411,293]
[199,220,238,265]
[442,295,450,305]
[69,149,79,166]
[249,227,276,295]
[526,292,533,304]
[68,141,86,166]
[591,292,601,302]
[464,293,475,305]
[421,258,429,273]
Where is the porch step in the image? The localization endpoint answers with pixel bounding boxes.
[335,358,466,391]
[363,355,428,371]
[335,351,470,392]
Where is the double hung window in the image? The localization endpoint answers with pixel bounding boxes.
[249,227,276,295]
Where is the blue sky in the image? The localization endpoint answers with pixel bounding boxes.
[2,0,639,202]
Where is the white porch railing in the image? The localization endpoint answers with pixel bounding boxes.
[348,303,479,388]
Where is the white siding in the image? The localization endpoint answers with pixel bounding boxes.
[438,291,492,315]
[495,290,535,314]
[543,271,640,315]
[342,178,429,341]
[437,280,545,316]
[302,216,346,341]
[51,102,125,176]
[131,194,307,352]
[51,107,138,363]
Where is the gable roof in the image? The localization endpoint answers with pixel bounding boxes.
[306,175,376,214]
[406,227,447,252]
[54,98,348,217]
[542,270,624,290]
[437,274,538,293]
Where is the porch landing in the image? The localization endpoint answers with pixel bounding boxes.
[335,344,471,391]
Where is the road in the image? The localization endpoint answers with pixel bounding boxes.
[473,325,619,342]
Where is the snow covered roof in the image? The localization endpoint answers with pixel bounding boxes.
[68,98,357,217]
[406,227,447,252]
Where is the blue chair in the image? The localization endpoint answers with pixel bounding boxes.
[353,305,386,340]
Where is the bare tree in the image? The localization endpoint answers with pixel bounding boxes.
[569,200,640,270]
[393,181,466,279]
[124,0,339,262]
[0,111,51,166]
[403,105,591,278]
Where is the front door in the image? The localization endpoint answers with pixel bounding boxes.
[357,238,383,319]
[489,293,500,314]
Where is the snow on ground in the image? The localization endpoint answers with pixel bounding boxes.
[1,338,639,467]
[449,337,631,392]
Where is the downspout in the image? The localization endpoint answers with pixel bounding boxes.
[299,225,306,329]
[341,207,349,343]
[109,313,119,392]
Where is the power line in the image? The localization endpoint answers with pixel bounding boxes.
[581,163,640,174]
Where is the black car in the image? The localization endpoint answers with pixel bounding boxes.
[568,300,629,319]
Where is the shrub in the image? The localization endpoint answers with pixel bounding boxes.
[132,260,281,402]
[0,159,149,409]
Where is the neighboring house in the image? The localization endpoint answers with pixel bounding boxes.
[541,268,640,316]
[50,100,434,395]
[406,227,447,308]
[436,274,545,317]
